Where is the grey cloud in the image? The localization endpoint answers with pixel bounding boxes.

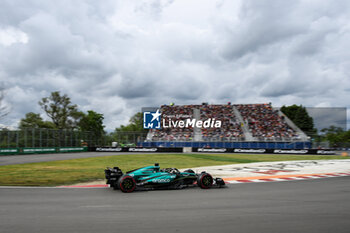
[135,0,174,20]
[307,107,347,131]
[116,77,157,99]
[1,0,350,130]
[221,0,307,59]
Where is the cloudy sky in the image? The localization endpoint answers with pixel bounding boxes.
[0,0,349,131]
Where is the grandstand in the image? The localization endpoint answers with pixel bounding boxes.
[235,104,305,141]
[142,103,310,149]
[151,105,195,141]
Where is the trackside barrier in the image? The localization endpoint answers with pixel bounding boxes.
[93,147,182,153]
[0,147,88,155]
[138,141,312,149]
[193,148,336,155]
[183,147,192,153]
[92,147,335,155]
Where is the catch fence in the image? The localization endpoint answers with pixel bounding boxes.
[0,128,100,148]
[1,129,348,150]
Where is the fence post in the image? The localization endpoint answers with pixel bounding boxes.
[7,130,10,148]
[16,131,19,147]
[53,130,55,147]
[31,128,34,147]
[24,128,27,147]
[39,129,42,148]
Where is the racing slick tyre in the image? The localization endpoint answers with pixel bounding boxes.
[118,175,136,193]
[197,173,213,189]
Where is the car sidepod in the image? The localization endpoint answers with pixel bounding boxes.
[137,172,177,186]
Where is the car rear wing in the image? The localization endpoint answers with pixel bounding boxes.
[105,167,123,185]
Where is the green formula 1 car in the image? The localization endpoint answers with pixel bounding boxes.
[105,163,225,193]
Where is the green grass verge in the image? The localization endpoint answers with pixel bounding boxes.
[0,153,347,186]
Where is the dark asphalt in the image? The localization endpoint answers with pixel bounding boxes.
[1,177,349,233]
[0,152,152,166]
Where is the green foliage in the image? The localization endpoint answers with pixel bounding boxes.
[108,112,148,144]
[38,91,83,129]
[320,126,350,147]
[281,104,316,135]
[116,112,146,132]
[19,112,55,129]
[17,92,107,146]
[0,153,347,186]
[321,125,344,134]
[13,92,109,147]
[78,110,105,137]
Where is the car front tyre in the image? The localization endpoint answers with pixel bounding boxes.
[197,173,213,189]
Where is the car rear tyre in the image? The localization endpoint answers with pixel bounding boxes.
[197,173,213,189]
[118,175,136,193]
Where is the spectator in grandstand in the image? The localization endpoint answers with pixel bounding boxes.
[235,103,298,140]
[149,103,297,142]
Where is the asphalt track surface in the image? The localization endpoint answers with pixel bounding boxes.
[1,177,349,233]
[0,152,148,166]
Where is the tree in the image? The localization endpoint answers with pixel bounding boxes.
[109,112,148,145]
[320,126,350,148]
[78,110,105,138]
[320,125,344,135]
[116,112,147,132]
[281,104,316,135]
[19,112,55,129]
[0,87,10,121]
[38,91,83,129]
